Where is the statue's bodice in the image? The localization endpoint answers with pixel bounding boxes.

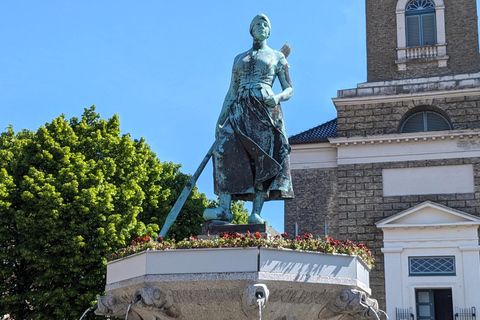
[233,48,287,91]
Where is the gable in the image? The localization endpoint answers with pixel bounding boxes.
[376,201,480,228]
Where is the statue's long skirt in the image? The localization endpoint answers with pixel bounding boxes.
[213,87,294,201]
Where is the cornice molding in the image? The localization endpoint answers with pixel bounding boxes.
[333,87,480,106]
[329,129,480,147]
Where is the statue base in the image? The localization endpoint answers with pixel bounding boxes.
[201,222,280,236]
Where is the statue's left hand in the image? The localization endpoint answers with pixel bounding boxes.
[265,95,279,108]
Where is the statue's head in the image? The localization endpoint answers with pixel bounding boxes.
[249,14,271,41]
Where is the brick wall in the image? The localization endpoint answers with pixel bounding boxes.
[336,94,480,137]
[366,0,480,81]
[284,167,339,239]
[366,0,398,82]
[337,157,480,309]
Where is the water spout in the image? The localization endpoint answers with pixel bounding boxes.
[125,295,142,320]
[256,291,266,320]
[378,309,390,320]
[125,304,132,320]
[359,300,390,320]
[257,299,263,320]
[360,300,381,320]
[79,306,96,320]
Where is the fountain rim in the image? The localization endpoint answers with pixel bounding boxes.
[106,246,372,270]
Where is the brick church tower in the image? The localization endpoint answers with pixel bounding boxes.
[286,0,480,317]
[367,0,480,81]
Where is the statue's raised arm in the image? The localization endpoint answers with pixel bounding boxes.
[205,13,294,225]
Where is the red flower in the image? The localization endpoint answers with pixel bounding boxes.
[281,232,287,238]
[303,233,312,240]
[254,232,261,239]
[295,236,302,241]
[157,236,164,242]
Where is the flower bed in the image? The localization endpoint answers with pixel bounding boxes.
[106,232,375,266]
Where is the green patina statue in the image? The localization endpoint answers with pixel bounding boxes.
[204,13,294,225]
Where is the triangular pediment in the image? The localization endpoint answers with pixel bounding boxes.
[376,201,480,229]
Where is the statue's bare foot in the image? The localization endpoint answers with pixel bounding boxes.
[247,213,264,224]
[203,207,234,222]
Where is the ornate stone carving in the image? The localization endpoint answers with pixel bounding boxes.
[318,288,379,320]
[95,295,128,317]
[134,285,180,318]
[94,286,179,319]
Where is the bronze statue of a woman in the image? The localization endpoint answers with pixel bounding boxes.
[205,14,294,224]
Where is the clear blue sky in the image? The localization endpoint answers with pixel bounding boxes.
[1,1,477,232]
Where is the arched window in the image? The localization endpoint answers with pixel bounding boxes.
[395,0,448,70]
[406,0,436,47]
[400,111,452,133]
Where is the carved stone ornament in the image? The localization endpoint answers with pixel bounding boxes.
[318,288,379,320]
[95,286,180,319]
[134,285,180,318]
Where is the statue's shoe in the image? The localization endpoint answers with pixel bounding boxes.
[203,207,234,222]
[247,213,264,224]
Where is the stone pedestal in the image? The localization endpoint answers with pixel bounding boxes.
[201,222,280,236]
[95,247,379,319]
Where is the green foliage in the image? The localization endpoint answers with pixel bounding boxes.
[231,201,249,224]
[0,106,207,319]
[206,199,249,225]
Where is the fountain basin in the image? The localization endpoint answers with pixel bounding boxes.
[96,247,378,320]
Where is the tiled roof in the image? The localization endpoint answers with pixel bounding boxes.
[288,118,337,144]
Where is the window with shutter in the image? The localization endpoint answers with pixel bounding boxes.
[395,0,448,69]
[422,13,436,45]
[407,16,421,47]
[405,0,436,47]
[400,111,452,133]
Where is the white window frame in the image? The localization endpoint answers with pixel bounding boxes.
[408,256,456,276]
[396,0,448,70]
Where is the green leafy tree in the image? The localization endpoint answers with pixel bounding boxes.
[231,201,249,224]
[0,107,206,319]
[206,199,249,225]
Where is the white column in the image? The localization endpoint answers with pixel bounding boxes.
[395,9,407,71]
[459,246,480,309]
[396,10,406,49]
[382,247,404,317]
[435,5,446,45]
